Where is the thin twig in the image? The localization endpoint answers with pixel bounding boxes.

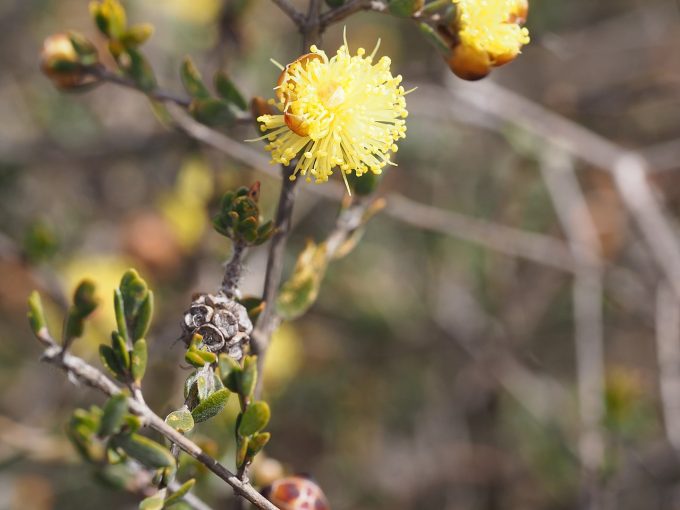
[320,0,388,28]
[90,65,192,107]
[270,0,307,27]
[540,151,605,509]
[446,77,680,304]
[221,241,246,298]
[36,332,279,510]
[251,166,297,396]
[655,283,680,451]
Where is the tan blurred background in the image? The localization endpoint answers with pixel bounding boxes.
[3,0,680,508]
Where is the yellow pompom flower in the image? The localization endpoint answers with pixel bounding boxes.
[254,37,409,186]
[450,0,530,80]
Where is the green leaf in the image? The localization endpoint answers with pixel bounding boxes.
[131,338,148,384]
[68,31,99,65]
[99,394,128,437]
[139,489,166,510]
[196,371,212,401]
[165,503,192,510]
[114,289,129,341]
[111,331,131,373]
[239,355,258,399]
[123,414,143,433]
[189,98,234,126]
[346,171,381,196]
[121,48,156,92]
[255,221,275,245]
[106,446,125,464]
[180,57,210,99]
[120,23,154,48]
[119,269,148,318]
[73,279,98,317]
[90,0,127,39]
[218,353,240,380]
[246,431,271,458]
[214,71,247,110]
[388,0,424,17]
[132,291,153,341]
[238,401,270,437]
[27,291,47,337]
[165,410,194,434]
[23,220,58,263]
[418,22,450,53]
[112,433,175,469]
[100,345,125,378]
[163,479,196,506]
[235,435,249,467]
[276,240,328,320]
[63,311,84,344]
[185,349,216,368]
[191,388,230,423]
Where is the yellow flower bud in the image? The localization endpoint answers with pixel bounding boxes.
[40,33,87,89]
[448,0,530,80]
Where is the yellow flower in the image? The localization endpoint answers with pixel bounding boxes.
[254,38,408,185]
[450,0,530,80]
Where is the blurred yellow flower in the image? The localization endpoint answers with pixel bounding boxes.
[254,37,408,186]
[450,0,530,80]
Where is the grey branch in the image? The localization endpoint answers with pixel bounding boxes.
[320,0,388,28]
[37,332,279,510]
[270,0,307,27]
[90,65,192,108]
[221,241,246,298]
[540,151,605,507]
[656,284,680,450]
[447,77,680,304]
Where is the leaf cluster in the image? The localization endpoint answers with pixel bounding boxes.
[213,183,274,246]
[100,269,153,385]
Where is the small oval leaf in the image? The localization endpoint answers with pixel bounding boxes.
[190,388,230,423]
[164,479,196,506]
[238,401,270,437]
[165,409,195,434]
[99,393,128,437]
[113,433,175,469]
[131,338,148,384]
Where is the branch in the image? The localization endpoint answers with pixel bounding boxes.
[37,333,279,510]
[251,166,297,362]
[270,0,307,27]
[90,65,192,108]
[540,151,605,506]
[655,284,680,451]
[320,0,388,28]
[221,241,246,298]
[446,77,680,304]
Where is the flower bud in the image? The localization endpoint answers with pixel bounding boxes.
[447,44,491,81]
[40,32,98,89]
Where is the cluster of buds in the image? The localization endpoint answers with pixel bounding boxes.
[40,32,99,89]
[445,0,530,80]
[180,293,253,361]
[212,182,274,246]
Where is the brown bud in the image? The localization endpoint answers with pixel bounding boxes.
[447,44,491,81]
[275,53,323,104]
[40,33,86,88]
[250,96,276,118]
